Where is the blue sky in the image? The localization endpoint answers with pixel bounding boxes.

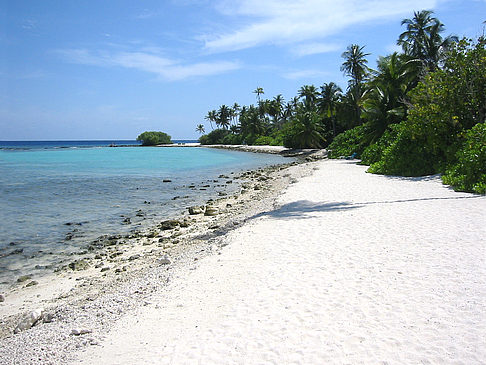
[1,0,485,140]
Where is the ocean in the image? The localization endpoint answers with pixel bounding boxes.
[0,141,288,289]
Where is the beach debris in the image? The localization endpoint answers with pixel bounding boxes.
[159,255,171,265]
[14,308,43,333]
[69,259,90,271]
[71,328,92,336]
[188,206,204,215]
[17,275,32,283]
[204,206,219,216]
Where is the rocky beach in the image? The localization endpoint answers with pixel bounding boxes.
[1,154,485,364]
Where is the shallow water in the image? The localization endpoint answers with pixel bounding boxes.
[0,145,288,289]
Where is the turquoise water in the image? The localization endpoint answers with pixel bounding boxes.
[0,146,287,288]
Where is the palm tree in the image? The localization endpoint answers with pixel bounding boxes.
[397,10,457,72]
[290,109,325,149]
[253,87,264,102]
[298,85,319,109]
[318,82,342,137]
[217,105,231,130]
[362,53,417,142]
[205,110,217,130]
[195,124,205,134]
[341,44,370,124]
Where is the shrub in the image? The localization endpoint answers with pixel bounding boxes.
[328,124,371,158]
[442,123,486,194]
[198,129,230,145]
[136,131,172,146]
[360,127,398,165]
[253,136,274,145]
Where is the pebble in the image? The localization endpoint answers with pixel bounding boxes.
[159,255,171,265]
[71,328,92,336]
[0,294,5,302]
[14,308,43,333]
[25,281,38,287]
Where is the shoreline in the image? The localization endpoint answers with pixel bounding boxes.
[0,152,324,363]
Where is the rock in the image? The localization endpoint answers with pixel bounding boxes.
[69,259,90,271]
[204,206,219,216]
[25,281,38,287]
[100,267,110,272]
[122,217,131,224]
[17,275,32,283]
[159,220,180,230]
[218,192,227,196]
[0,294,5,302]
[188,206,204,215]
[71,328,92,336]
[159,255,171,265]
[225,180,233,184]
[163,179,172,183]
[14,308,43,333]
[128,254,140,261]
[42,312,54,323]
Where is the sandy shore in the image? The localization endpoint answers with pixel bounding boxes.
[2,159,485,364]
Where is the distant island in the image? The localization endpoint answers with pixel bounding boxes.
[136,131,173,146]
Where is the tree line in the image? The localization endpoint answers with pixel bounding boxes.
[196,10,485,194]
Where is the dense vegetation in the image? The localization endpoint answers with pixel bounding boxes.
[136,131,173,146]
[196,11,485,194]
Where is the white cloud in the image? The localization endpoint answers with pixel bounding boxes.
[57,48,240,81]
[205,0,438,52]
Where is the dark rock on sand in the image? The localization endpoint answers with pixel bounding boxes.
[69,259,90,271]
[17,275,32,283]
[159,220,181,230]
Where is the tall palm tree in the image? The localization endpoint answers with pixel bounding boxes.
[298,85,319,109]
[217,105,231,130]
[205,110,217,130]
[362,53,417,142]
[195,124,205,134]
[341,44,370,124]
[318,82,342,137]
[290,109,325,149]
[253,87,264,102]
[397,10,457,72]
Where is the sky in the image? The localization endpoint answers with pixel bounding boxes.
[1,0,485,140]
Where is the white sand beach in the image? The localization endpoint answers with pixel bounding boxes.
[74,160,486,364]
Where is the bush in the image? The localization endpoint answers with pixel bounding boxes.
[367,122,439,176]
[328,124,371,158]
[368,38,486,177]
[198,129,230,145]
[442,123,486,194]
[221,133,243,145]
[136,131,172,146]
[360,127,398,165]
[253,136,274,145]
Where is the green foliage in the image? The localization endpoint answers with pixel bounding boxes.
[328,124,371,158]
[136,131,172,146]
[221,133,243,145]
[360,127,398,165]
[282,111,325,149]
[367,122,439,176]
[442,123,486,194]
[198,129,230,145]
[369,38,486,176]
[253,136,275,146]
